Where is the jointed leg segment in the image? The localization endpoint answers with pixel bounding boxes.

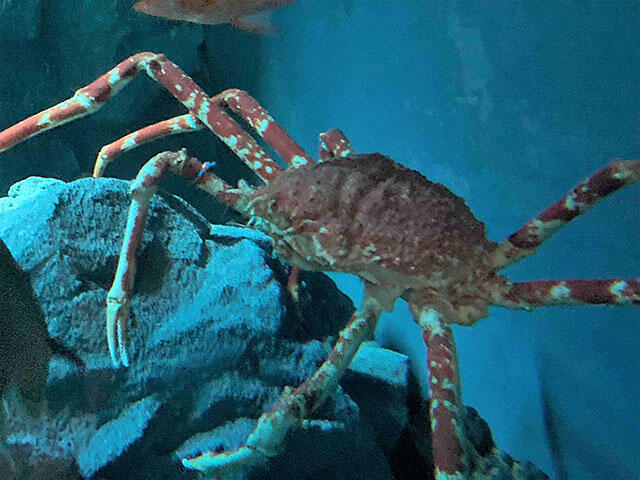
[94,113,205,177]
[182,290,383,473]
[319,128,355,161]
[414,308,469,480]
[493,159,640,268]
[0,52,313,183]
[496,278,640,309]
[106,149,248,367]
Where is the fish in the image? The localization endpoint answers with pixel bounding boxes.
[133,0,297,33]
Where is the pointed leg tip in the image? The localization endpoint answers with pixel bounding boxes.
[109,352,120,368]
[120,346,130,368]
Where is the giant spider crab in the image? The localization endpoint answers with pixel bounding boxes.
[0,52,638,479]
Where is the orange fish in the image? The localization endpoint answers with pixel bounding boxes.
[133,0,297,33]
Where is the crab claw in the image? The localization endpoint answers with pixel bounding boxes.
[103,151,176,368]
[106,294,131,367]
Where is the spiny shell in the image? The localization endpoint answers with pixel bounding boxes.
[250,154,497,291]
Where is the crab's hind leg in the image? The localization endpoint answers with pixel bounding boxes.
[492,159,640,269]
[106,149,248,367]
[494,278,640,309]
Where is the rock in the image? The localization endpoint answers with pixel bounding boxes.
[0,237,50,410]
[0,176,401,479]
[76,395,162,478]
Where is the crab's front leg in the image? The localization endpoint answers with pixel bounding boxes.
[93,113,205,177]
[181,286,383,474]
[106,149,248,366]
[0,52,313,183]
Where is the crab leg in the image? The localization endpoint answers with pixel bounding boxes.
[494,278,640,309]
[414,307,470,480]
[318,128,355,161]
[106,149,250,367]
[181,289,383,473]
[220,89,313,168]
[0,58,140,153]
[93,113,205,177]
[0,52,311,183]
[92,86,317,177]
[493,159,640,268]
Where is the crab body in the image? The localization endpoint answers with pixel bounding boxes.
[250,152,502,322]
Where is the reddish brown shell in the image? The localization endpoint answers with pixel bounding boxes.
[250,153,497,293]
